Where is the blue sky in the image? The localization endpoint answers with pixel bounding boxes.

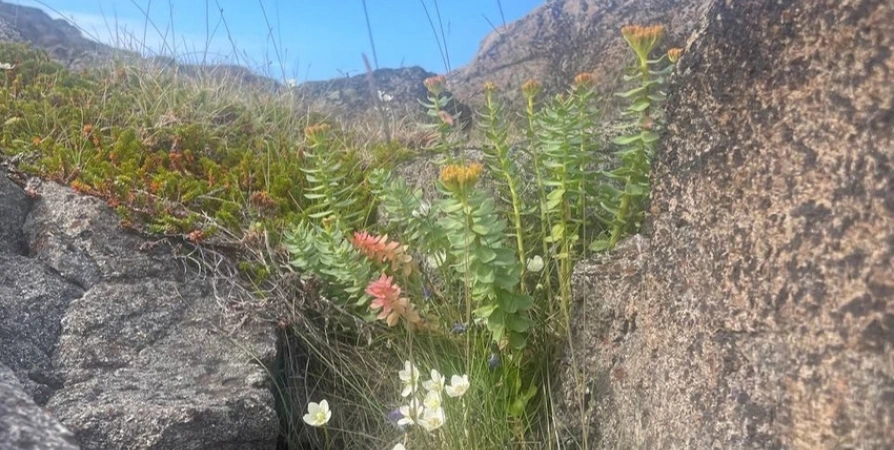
[11,0,542,82]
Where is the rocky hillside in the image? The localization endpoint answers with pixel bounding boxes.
[449,0,710,107]
[296,65,470,126]
[0,1,133,69]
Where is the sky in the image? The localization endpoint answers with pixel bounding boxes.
[10,0,543,82]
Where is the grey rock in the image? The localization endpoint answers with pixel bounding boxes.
[0,181,281,450]
[0,253,82,404]
[0,363,80,450]
[24,182,181,289]
[48,281,278,450]
[556,0,894,448]
[0,175,28,255]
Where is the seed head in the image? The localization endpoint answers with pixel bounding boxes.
[424,75,447,95]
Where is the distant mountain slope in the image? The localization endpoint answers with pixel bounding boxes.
[0,0,708,123]
[0,1,133,68]
[449,0,710,106]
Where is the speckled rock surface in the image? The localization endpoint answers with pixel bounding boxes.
[0,175,28,254]
[0,363,80,450]
[0,253,83,404]
[24,182,183,289]
[556,1,894,448]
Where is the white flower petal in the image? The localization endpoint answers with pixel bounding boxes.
[418,407,446,432]
[302,399,332,426]
[526,255,545,273]
[423,390,442,409]
[445,374,469,398]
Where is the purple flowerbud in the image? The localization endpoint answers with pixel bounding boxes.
[386,408,405,429]
[388,408,403,421]
[488,352,501,370]
[451,322,467,334]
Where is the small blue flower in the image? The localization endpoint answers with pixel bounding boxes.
[451,322,467,334]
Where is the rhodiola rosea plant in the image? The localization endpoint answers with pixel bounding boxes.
[282,24,681,450]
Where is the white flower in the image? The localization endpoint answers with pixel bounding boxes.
[0,63,14,70]
[422,369,445,393]
[378,90,393,102]
[302,400,332,427]
[445,374,469,398]
[398,397,424,426]
[418,407,446,432]
[392,444,407,450]
[285,78,297,88]
[399,361,421,397]
[526,255,544,273]
[422,389,442,410]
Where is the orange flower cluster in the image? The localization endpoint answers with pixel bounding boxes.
[304,123,331,146]
[249,190,278,213]
[351,231,413,277]
[70,179,93,194]
[573,72,596,89]
[437,110,456,127]
[621,24,666,62]
[521,79,542,99]
[423,75,446,95]
[365,274,421,327]
[439,163,483,191]
[187,229,205,244]
[667,48,683,63]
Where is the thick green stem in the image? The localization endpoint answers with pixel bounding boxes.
[485,95,528,291]
[525,97,555,311]
[609,58,653,249]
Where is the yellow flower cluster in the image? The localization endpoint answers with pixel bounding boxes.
[621,24,666,62]
[439,163,483,191]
